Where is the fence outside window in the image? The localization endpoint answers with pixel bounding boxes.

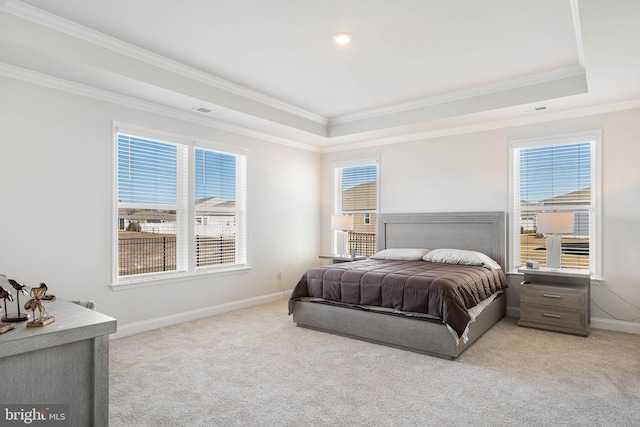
[348,231,376,257]
[118,235,176,276]
[118,233,235,276]
[119,231,374,276]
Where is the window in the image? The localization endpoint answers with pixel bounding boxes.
[333,159,379,256]
[194,148,246,268]
[509,130,601,275]
[115,126,247,284]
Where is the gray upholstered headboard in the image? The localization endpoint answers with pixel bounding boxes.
[377,212,507,270]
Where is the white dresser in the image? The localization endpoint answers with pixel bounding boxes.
[0,299,117,426]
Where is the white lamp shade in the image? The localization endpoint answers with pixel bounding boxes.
[537,212,574,234]
[331,215,353,231]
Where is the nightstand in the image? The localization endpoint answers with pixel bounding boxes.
[319,255,367,264]
[518,267,591,336]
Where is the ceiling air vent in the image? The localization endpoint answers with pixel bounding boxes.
[521,105,548,113]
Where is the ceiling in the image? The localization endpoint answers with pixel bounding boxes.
[1,0,639,151]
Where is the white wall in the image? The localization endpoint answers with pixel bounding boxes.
[2,72,638,336]
[322,108,640,333]
[0,76,321,333]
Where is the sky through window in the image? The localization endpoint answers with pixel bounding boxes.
[519,142,591,204]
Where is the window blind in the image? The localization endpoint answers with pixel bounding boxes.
[518,142,591,208]
[194,148,246,268]
[512,137,597,272]
[117,135,177,205]
[341,165,377,211]
[195,149,237,204]
[116,128,247,282]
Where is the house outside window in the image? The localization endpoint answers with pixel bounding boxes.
[509,130,601,276]
[115,125,247,285]
[333,159,379,256]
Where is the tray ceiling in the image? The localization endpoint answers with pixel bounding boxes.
[1,0,639,150]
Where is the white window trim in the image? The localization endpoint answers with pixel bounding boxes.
[111,122,249,289]
[508,129,602,277]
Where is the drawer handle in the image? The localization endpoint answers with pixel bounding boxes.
[542,313,562,318]
[542,293,562,299]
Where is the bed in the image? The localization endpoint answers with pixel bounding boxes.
[289,211,507,359]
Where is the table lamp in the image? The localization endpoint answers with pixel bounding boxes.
[331,215,353,257]
[537,212,574,269]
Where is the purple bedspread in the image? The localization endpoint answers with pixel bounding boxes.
[289,259,507,338]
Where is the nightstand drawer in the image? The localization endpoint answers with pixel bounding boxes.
[520,303,586,330]
[521,284,586,309]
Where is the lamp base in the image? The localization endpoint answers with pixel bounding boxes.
[546,235,562,269]
[336,230,349,257]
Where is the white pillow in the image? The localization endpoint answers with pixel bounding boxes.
[371,248,431,261]
[422,248,501,270]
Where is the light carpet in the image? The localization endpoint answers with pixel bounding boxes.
[109,299,640,426]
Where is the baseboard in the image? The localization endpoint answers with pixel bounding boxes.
[590,317,640,335]
[506,306,639,335]
[113,298,639,340]
[111,289,292,339]
[506,306,520,318]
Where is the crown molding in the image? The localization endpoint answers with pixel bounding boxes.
[1,0,328,127]
[321,98,640,153]
[570,0,586,67]
[0,62,321,153]
[3,60,639,156]
[4,58,638,156]
[329,66,586,127]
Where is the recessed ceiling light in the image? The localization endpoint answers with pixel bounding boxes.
[333,32,353,45]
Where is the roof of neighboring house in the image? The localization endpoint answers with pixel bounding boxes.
[196,197,235,209]
[118,198,236,220]
[539,187,591,205]
[126,210,176,221]
[520,187,591,208]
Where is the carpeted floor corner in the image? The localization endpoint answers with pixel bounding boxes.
[109,299,640,426]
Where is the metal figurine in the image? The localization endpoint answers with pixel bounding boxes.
[0,285,16,333]
[1,279,30,322]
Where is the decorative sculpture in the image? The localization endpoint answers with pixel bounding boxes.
[25,283,56,327]
[0,285,16,333]
[1,279,30,322]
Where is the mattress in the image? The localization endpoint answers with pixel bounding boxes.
[289,259,507,339]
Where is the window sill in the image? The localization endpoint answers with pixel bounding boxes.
[111,265,252,291]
